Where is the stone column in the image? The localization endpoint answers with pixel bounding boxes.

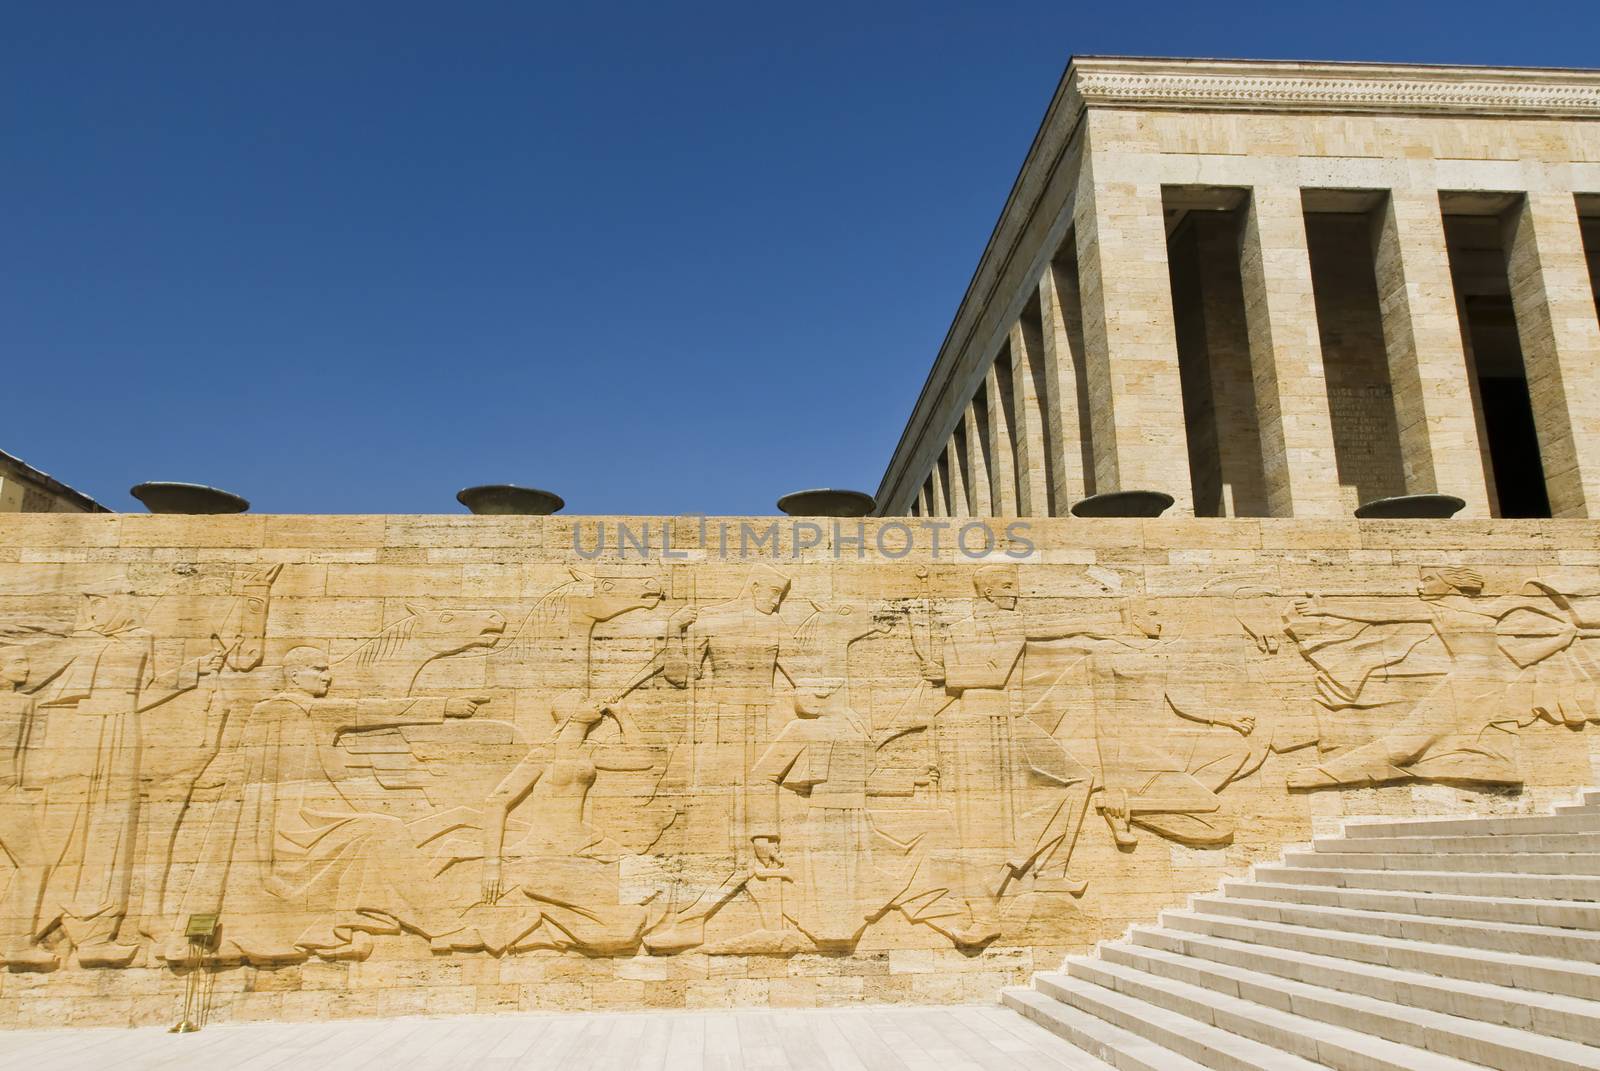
[1452,288,1500,513]
[1073,158,1195,513]
[985,362,1019,515]
[1371,192,1492,515]
[928,463,948,517]
[1237,186,1345,517]
[945,439,970,518]
[1009,320,1053,515]
[914,484,930,517]
[1504,192,1600,518]
[963,403,993,516]
[1038,260,1090,508]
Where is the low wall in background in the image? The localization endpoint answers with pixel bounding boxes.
[1,513,1598,1027]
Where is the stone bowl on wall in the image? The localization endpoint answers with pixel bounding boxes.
[457,484,565,515]
[129,482,250,514]
[776,488,876,517]
[1354,493,1466,519]
[1069,490,1175,518]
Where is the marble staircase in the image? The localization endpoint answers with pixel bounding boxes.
[1005,791,1600,1070]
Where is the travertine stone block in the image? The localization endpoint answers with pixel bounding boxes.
[1504,192,1600,518]
[985,362,1020,516]
[1009,319,1054,515]
[1038,261,1092,510]
[1372,192,1493,515]
[1237,186,1344,517]
[963,404,993,517]
[0,514,1596,1028]
[1073,134,1195,514]
[945,437,970,517]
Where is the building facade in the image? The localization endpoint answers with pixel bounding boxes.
[0,450,105,514]
[878,58,1600,520]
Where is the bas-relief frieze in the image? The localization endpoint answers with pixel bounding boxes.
[1,550,1598,988]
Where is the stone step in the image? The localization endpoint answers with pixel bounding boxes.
[1003,790,1600,1068]
[1027,969,1330,1070]
[1222,879,1600,930]
[1342,813,1600,838]
[1556,791,1600,813]
[1129,925,1600,1049]
[1321,831,1600,855]
[1094,938,1600,1071]
[1191,894,1600,962]
[1041,964,1483,1071]
[1002,987,1203,1071]
[1160,909,1600,1001]
[1283,849,1600,875]
[1253,864,1600,902]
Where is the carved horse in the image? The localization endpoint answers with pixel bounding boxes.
[488,568,665,699]
[336,603,508,695]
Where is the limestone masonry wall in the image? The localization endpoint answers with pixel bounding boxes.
[2,513,1599,1027]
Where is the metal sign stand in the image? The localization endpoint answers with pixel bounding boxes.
[169,913,219,1034]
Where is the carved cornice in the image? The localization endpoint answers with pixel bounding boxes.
[1066,59,1600,122]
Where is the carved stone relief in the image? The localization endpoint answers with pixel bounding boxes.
[1,547,1597,1016]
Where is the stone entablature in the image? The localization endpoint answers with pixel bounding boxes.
[878,57,1600,524]
[1,513,1598,1026]
[1065,57,1600,121]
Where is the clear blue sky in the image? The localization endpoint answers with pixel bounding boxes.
[6,2,1597,514]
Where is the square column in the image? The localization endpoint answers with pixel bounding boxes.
[915,484,930,517]
[1038,260,1091,508]
[1237,187,1345,517]
[963,403,993,515]
[1372,192,1492,515]
[928,463,948,517]
[1504,193,1600,518]
[945,439,970,517]
[1008,321,1054,515]
[1073,157,1195,513]
[985,362,1019,515]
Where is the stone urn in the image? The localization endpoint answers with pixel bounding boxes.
[1069,490,1175,518]
[1354,493,1466,519]
[456,485,565,515]
[776,488,876,517]
[130,482,250,514]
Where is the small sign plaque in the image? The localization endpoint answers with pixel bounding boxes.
[184,913,219,938]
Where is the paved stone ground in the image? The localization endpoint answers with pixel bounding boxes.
[0,1003,1115,1069]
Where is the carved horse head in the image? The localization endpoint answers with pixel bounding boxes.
[344,604,507,668]
[214,564,283,670]
[791,599,897,691]
[404,604,507,657]
[565,568,665,627]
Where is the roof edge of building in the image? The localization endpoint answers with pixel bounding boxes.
[0,448,112,513]
[1065,55,1600,125]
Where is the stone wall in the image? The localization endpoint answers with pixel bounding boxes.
[2,513,1599,1027]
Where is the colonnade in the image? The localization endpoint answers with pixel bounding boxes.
[905,176,1600,520]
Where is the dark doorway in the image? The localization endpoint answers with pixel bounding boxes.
[1477,372,1551,517]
